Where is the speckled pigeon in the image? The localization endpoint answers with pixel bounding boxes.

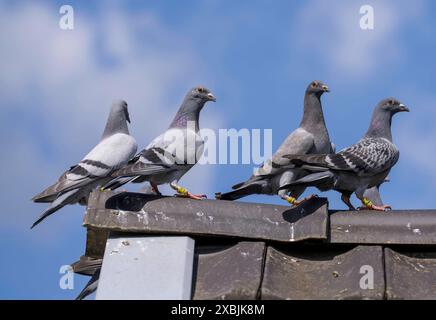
[31,100,138,228]
[104,87,216,199]
[280,98,409,211]
[216,80,334,206]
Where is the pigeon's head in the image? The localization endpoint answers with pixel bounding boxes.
[112,99,131,123]
[189,86,216,103]
[181,86,216,114]
[378,98,409,116]
[306,80,330,96]
[366,98,409,140]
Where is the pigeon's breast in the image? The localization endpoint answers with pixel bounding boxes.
[310,126,332,154]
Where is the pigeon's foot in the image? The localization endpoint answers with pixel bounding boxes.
[359,198,392,211]
[290,194,318,207]
[173,185,207,200]
[175,191,207,200]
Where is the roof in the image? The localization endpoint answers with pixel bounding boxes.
[71,190,436,300]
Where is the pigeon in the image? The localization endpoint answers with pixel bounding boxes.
[104,86,216,199]
[216,80,333,205]
[279,98,409,211]
[31,100,138,228]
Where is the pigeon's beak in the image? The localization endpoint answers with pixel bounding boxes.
[322,85,330,92]
[207,93,217,102]
[398,104,410,112]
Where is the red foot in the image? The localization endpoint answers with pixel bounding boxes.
[175,192,207,200]
[292,194,318,207]
[358,204,392,212]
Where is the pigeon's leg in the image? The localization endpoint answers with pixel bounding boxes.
[357,195,392,211]
[278,171,308,206]
[150,182,162,196]
[360,197,392,211]
[279,187,314,207]
[170,181,207,200]
[279,191,299,206]
[278,170,302,206]
[341,192,356,210]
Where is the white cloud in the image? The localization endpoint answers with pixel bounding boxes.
[291,0,425,78]
[0,2,224,230]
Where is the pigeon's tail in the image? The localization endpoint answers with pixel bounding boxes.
[231,181,246,190]
[76,269,100,300]
[32,193,57,203]
[279,171,334,191]
[31,189,79,229]
[32,183,61,203]
[103,176,139,190]
[217,183,263,201]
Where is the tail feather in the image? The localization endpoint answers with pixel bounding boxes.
[231,181,245,190]
[31,189,79,229]
[232,175,263,190]
[279,171,334,191]
[76,269,100,300]
[218,183,263,201]
[103,176,139,190]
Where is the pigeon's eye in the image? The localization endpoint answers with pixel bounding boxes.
[389,99,395,105]
[197,87,205,93]
[311,82,318,88]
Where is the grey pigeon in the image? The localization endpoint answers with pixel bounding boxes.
[216,80,333,205]
[280,98,409,211]
[104,87,216,199]
[31,100,138,228]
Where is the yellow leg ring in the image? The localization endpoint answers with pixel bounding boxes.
[287,196,297,205]
[362,198,373,207]
[177,187,188,195]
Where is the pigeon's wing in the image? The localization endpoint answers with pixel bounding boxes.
[253,128,315,177]
[286,138,399,176]
[32,133,137,202]
[112,146,176,177]
[112,128,201,178]
[332,138,400,175]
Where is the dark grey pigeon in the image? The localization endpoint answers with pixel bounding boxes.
[280,98,409,211]
[104,86,216,199]
[216,80,334,206]
[31,100,138,228]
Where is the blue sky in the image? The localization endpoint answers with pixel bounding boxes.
[1,0,436,299]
